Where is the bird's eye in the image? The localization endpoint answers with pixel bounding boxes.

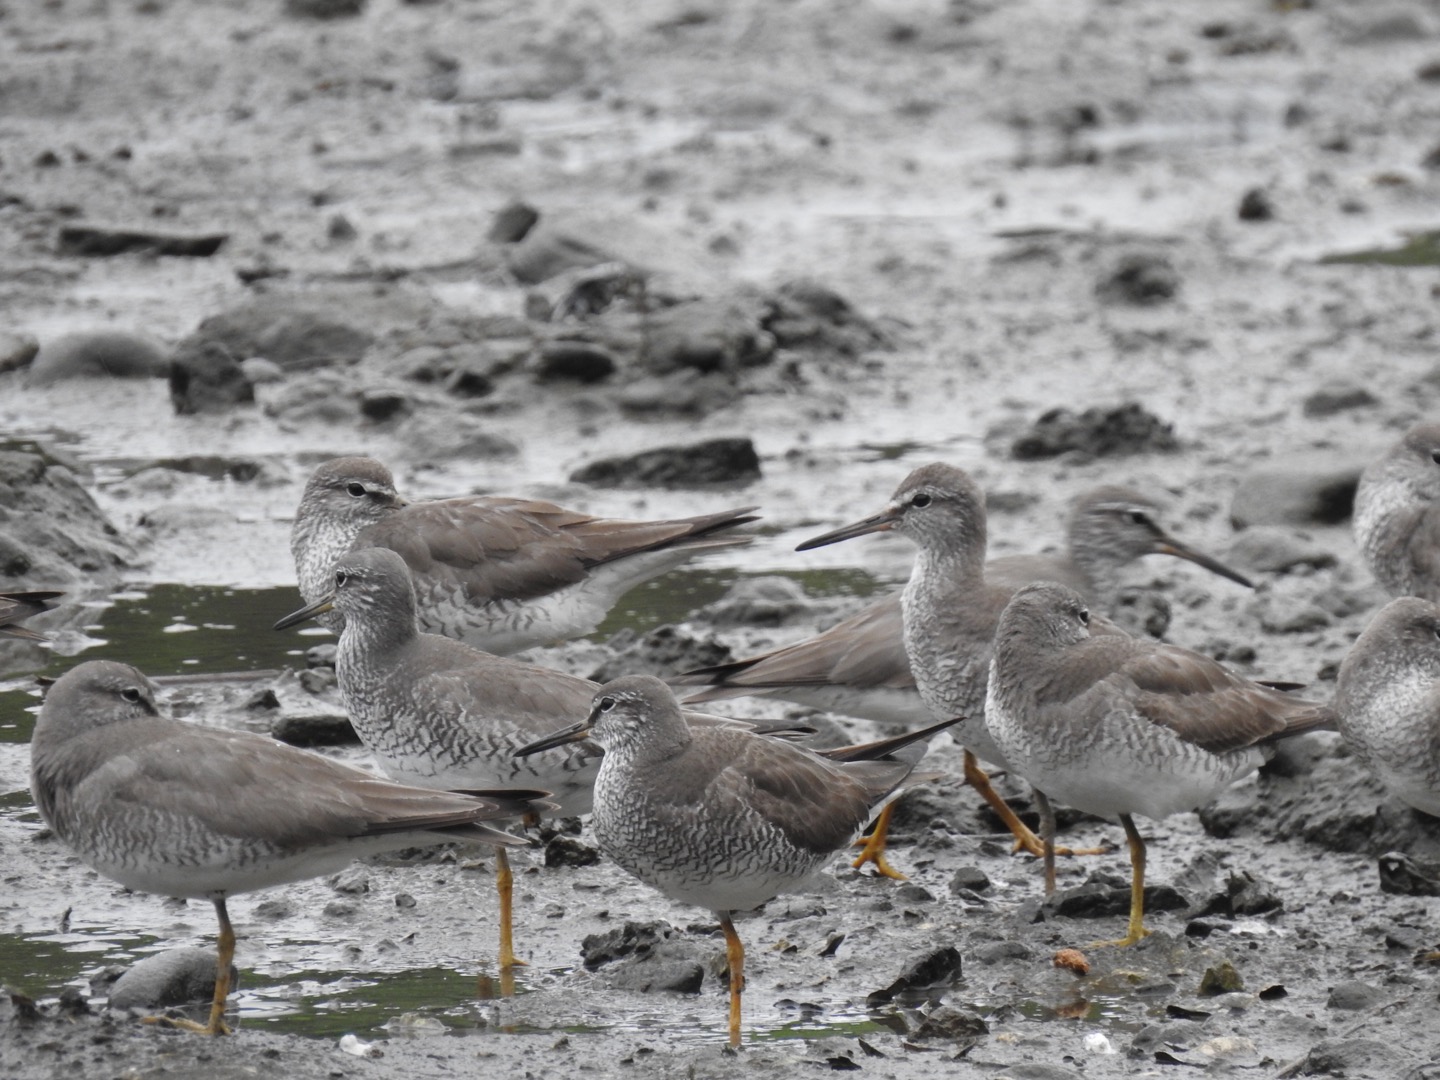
[120,688,142,703]
[598,696,615,712]
[346,482,367,498]
[1078,608,1090,626]
[911,492,932,509]
[1126,510,1147,525]
[1431,449,1440,466]
[335,570,348,588]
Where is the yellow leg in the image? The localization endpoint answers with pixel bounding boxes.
[718,911,745,1050]
[142,897,234,1035]
[851,802,907,880]
[963,751,1106,859]
[1034,789,1057,897]
[496,847,527,974]
[1089,814,1152,948]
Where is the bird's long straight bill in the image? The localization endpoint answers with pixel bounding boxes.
[1155,540,1254,590]
[794,507,902,551]
[273,593,335,630]
[514,718,594,757]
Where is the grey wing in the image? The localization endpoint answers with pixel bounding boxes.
[87,727,532,849]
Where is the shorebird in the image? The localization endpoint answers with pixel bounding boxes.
[1354,422,1440,603]
[28,660,550,1035]
[289,456,758,655]
[787,463,1126,865]
[1335,596,1440,816]
[515,675,957,1048]
[676,485,1250,725]
[986,582,1331,945]
[275,546,810,968]
[0,590,63,641]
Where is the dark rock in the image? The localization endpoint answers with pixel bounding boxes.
[911,1004,988,1042]
[1096,253,1180,305]
[243,688,280,710]
[29,330,169,385]
[607,942,707,994]
[284,0,366,16]
[763,279,890,358]
[570,437,761,489]
[57,224,227,257]
[865,945,962,1004]
[253,898,297,920]
[272,712,359,747]
[180,296,378,373]
[640,296,776,375]
[1327,980,1383,1010]
[544,835,601,868]
[1010,403,1179,460]
[1198,959,1244,995]
[581,920,679,970]
[1300,1038,1411,1077]
[55,986,89,1017]
[972,940,1032,964]
[1108,586,1172,638]
[949,866,991,894]
[108,947,233,1010]
[398,414,521,464]
[1197,870,1283,917]
[534,340,619,383]
[994,1067,1084,1080]
[145,456,264,482]
[1230,456,1361,528]
[1226,527,1338,574]
[170,340,255,415]
[444,364,497,398]
[1039,877,1188,921]
[1302,383,1377,417]
[0,331,40,373]
[589,625,730,682]
[614,372,743,417]
[0,449,131,585]
[1238,187,1275,221]
[1378,851,1440,896]
[358,387,412,423]
[298,668,337,694]
[488,199,540,243]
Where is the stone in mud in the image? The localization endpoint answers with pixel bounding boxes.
[949,866,992,894]
[763,279,890,358]
[1010,403,1180,461]
[181,296,378,373]
[108,947,234,1010]
[1327,980,1383,1010]
[264,371,357,425]
[28,330,169,385]
[533,340,619,383]
[0,331,40,373]
[358,387,412,423]
[272,712,360,748]
[569,437,761,489]
[1238,187,1275,221]
[1036,873,1188,922]
[580,920,679,970]
[1199,959,1244,996]
[588,625,731,683]
[1225,526,1338,574]
[169,340,255,415]
[0,449,130,585]
[1108,586,1172,638]
[1196,869,1283,917]
[544,835,601,868]
[1095,252,1180,305]
[285,0,365,17]
[641,295,776,375]
[488,199,539,243]
[398,414,520,464]
[1377,851,1440,896]
[607,942,707,995]
[614,372,743,417]
[865,945,962,1004]
[910,1003,988,1042]
[1229,456,1361,528]
[1300,1038,1413,1078]
[56,224,227,258]
[1302,382,1377,417]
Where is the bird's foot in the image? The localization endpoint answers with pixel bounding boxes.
[141,1013,231,1036]
[851,833,908,880]
[1085,927,1152,949]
